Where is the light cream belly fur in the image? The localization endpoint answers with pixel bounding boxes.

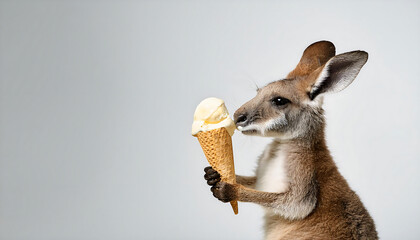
[255,145,289,195]
[256,144,290,218]
[255,144,291,239]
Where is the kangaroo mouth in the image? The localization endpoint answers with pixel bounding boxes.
[242,129,257,135]
[237,125,260,135]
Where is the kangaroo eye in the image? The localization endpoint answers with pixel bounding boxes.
[271,97,291,106]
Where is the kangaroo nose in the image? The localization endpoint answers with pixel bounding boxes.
[235,114,248,126]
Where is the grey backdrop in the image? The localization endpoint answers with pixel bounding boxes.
[1,1,419,239]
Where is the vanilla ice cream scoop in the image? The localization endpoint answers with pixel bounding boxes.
[191,97,235,136]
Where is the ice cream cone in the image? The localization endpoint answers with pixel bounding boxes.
[196,127,238,215]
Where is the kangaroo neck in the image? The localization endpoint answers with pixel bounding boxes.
[274,126,327,151]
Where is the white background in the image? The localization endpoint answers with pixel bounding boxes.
[1,1,419,239]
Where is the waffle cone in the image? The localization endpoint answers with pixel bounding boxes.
[196,127,238,215]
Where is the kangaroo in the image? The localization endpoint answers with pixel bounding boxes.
[204,41,378,239]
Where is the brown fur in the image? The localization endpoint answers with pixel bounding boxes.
[207,41,377,239]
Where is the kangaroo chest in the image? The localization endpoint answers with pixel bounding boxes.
[255,145,290,193]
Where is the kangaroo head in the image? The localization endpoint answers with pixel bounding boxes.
[234,41,368,139]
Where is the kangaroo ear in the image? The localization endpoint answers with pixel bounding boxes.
[287,41,336,78]
[308,51,368,100]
